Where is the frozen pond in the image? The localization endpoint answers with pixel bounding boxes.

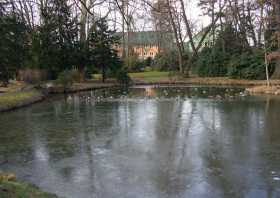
[1,86,280,198]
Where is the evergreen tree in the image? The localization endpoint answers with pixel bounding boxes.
[38,0,78,79]
[88,19,122,82]
[0,5,28,86]
[214,24,245,55]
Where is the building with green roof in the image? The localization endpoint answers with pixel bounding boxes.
[114,31,174,59]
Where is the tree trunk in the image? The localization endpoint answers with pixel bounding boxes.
[78,67,85,82]
[272,0,280,79]
[257,2,264,47]
[122,0,126,59]
[102,66,106,83]
[80,0,87,42]
[184,55,195,77]
[179,0,197,56]
[79,0,87,82]
[166,0,184,74]
[272,60,280,79]
[0,66,9,87]
[184,15,220,75]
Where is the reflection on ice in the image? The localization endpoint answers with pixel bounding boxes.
[0,86,280,198]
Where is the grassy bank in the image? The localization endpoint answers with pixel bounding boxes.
[92,71,170,82]
[0,90,44,112]
[0,173,59,198]
[134,76,280,86]
[128,71,170,82]
[93,71,280,86]
[0,81,27,93]
[45,82,118,93]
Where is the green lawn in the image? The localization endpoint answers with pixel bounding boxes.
[129,71,171,82]
[0,90,42,108]
[93,71,171,82]
[129,71,169,78]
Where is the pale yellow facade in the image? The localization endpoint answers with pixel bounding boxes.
[114,44,159,59]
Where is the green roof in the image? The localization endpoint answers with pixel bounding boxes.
[116,31,172,45]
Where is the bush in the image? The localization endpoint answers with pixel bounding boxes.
[57,70,80,88]
[153,50,179,71]
[168,70,180,81]
[195,47,228,77]
[227,50,266,80]
[194,44,268,80]
[144,66,152,72]
[145,57,153,66]
[115,68,131,85]
[124,55,145,72]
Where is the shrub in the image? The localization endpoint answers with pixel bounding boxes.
[194,43,268,80]
[124,55,145,72]
[57,70,80,88]
[145,57,153,67]
[153,50,179,71]
[168,70,180,81]
[195,47,228,77]
[227,50,266,80]
[17,69,47,83]
[115,68,131,85]
[144,66,152,72]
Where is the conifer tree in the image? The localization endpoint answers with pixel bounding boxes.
[88,19,121,82]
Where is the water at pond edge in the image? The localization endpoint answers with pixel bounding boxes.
[1,85,280,198]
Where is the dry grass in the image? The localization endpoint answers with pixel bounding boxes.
[0,90,43,111]
[0,81,27,93]
[94,72,280,86]
[47,82,117,93]
[246,85,280,95]
[132,75,280,86]
[93,71,171,82]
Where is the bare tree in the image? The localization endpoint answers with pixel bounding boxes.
[269,0,280,79]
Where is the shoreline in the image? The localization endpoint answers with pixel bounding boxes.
[0,173,60,198]
[45,82,118,94]
[0,82,119,113]
[0,90,45,113]
[132,77,280,87]
[246,85,280,95]
[1,78,280,113]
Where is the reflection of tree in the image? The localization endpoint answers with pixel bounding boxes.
[264,96,280,142]
[83,127,99,197]
[80,100,120,196]
[0,107,35,165]
[150,100,197,195]
[197,102,238,197]
[44,98,79,160]
[152,101,182,192]
[262,96,280,197]
[197,99,279,197]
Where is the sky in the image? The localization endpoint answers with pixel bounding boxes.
[104,0,211,35]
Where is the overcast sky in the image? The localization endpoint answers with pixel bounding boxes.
[102,0,211,38]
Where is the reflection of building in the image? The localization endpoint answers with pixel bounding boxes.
[145,87,156,97]
[114,31,173,60]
